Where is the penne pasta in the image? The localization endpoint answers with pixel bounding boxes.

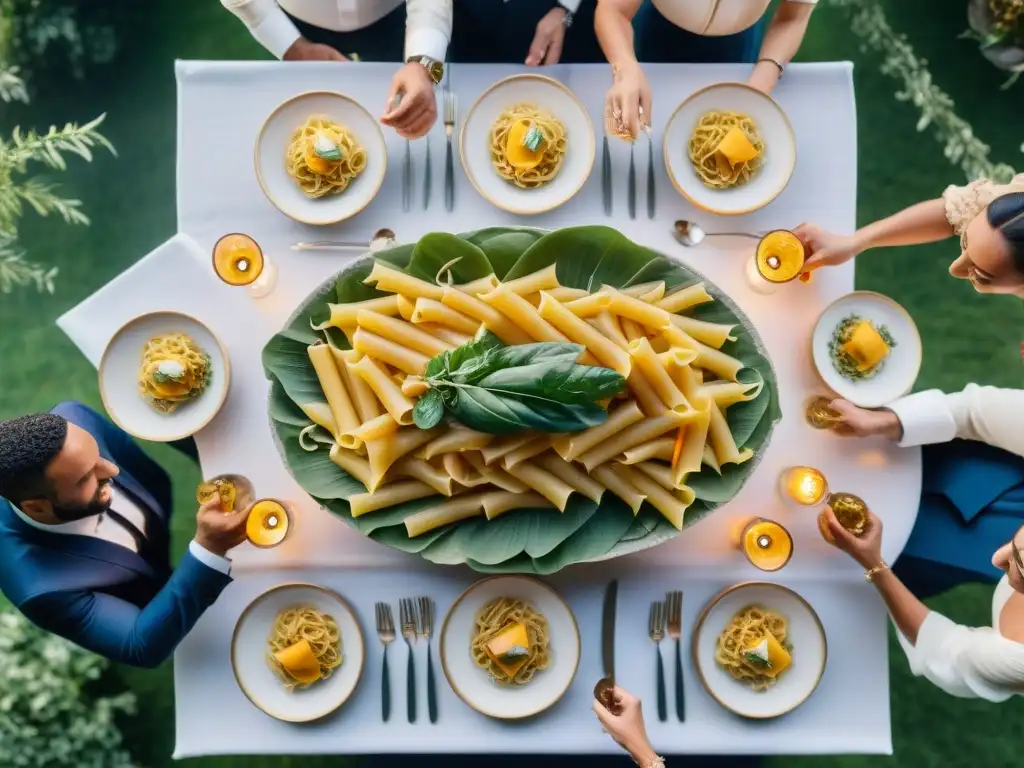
[618,436,675,464]
[411,298,480,335]
[590,464,646,514]
[577,410,688,473]
[628,337,692,414]
[313,295,401,330]
[501,458,575,511]
[606,287,674,331]
[420,427,494,460]
[655,282,713,313]
[500,263,560,296]
[614,464,693,530]
[401,376,430,398]
[440,286,532,346]
[633,460,682,492]
[352,328,430,376]
[417,323,473,347]
[556,400,645,461]
[356,310,452,358]
[589,311,630,350]
[534,452,605,503]
[699,379,763,408]
[502,435,552,469]
[297,401,336,436]
[404,492,488,537]
[657,349,699,372]
[345,413,398,443]
[348,355,416,425]
[702,444,722,475]
[480,433,537,464]
[308,343,362,449]
[661,326,744,382]
[620,317,647,342]
[464,452,530,493]
[672,408,711,487]
[626,366,668,417]
[480,284,571,345]
[484,490,553,520]
[547,286,590,302]
[457,275,500,295]
[396,294,416,321]
[561,292,611,319]
[707,401,754,467]
[350,479,437,517]
[329,445,372,488]
[619,281,666,302]
[538,292,632,376]
[365,426,439,490]
[364,261,443,301]
[667,314,737,349]
[388,456,455,496]
[331,348,382,422]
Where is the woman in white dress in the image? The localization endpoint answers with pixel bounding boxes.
[823,384,1024,700]
[596,0,819,138]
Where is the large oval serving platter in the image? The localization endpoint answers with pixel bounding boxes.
[262,226,781,573]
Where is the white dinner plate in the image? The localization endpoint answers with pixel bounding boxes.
[231,583,365,723]
[692,582,826,719]
[811,290,922,408]
[460,74,595,215]
[440,576,580,719]
[663,82,796,216]
[255,91,386,226]
[98,311,229,442]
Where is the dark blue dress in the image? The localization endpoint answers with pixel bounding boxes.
[635,1,766,63]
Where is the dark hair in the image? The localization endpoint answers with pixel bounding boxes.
[0,414,68,503]
[987,192,1024,274]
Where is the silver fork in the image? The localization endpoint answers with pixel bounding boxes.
[666,590,684,722]
[419,596,438,723]
[400,597,418,723]
[375,602,395,722]
[423,134,432,209]
[402,140,412,212]
[649,600,667,722]
[443,83,456,212]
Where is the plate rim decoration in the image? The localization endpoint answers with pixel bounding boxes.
[459,73,596,215]
[230,581,365,723]
[438,575,581,720]
[811,289,922,408]
[691,580,827,719]
[663,81,796,217]
[98,310,230,443]
[254,89,387,226]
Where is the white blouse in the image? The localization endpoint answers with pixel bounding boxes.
[651,0,817,37]
[888,384,1024,700]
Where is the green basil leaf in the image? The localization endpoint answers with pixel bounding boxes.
[476,361,625,404]
[450,385,609,434]
[467,342,585,379]
[425,352,446,378]
[408,232,493,284]
[413,388,444,429]
[444,330,503,378]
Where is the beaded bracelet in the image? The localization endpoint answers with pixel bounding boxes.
[756,57,784,77]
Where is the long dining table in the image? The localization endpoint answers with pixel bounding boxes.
[56,60,920,758]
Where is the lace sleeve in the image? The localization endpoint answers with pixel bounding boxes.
[942,179,992,237]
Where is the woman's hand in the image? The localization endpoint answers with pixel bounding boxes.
[381,63,437,139]
[820,504,884,570]
[604,62,651,141]
[793,223,861,271]
[593,686,658,764]
[829,400,903,440]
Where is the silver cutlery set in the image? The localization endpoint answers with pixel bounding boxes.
[649,590,685,723]
[376,597,438,723]
[603,123,656,221]
[400,79,456,213]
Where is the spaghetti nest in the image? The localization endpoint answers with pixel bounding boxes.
[267,605,343,690]
[688,110,764,189]
[490,104,567,189]
[471,597,550,685]
[286,115,366,199]
[714,605,788,692]
[138,333,211,414]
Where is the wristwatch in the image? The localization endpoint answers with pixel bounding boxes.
[407,55,444,85]
[555,0,575,27]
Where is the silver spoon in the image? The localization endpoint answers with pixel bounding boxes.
[292,228,397,252]
[673,220,763,248]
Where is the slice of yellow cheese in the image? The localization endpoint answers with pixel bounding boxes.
[744,630,791,678]
[484,621,531,679]
[715,126,759,167]
[840,321,890,372]
[274,638,322,685]
[505,120,545,172]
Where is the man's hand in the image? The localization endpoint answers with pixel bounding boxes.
[829,399,903,440]
[194,501,249,557]
[380,62,438,139]
[526,7,567,66]
[283,37,347,62]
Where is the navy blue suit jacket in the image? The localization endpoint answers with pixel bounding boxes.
[0,402,231,668]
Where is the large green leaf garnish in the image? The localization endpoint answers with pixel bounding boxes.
[413,333,625,434]
[743,652,772,669]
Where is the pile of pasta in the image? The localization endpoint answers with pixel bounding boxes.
[302,261,764,537]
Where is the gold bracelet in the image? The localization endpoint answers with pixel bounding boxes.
[864,561,889,583]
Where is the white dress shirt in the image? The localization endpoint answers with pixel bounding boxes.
[886,384,1024,700]
[11,487,231,575]
[221,0,451,62]
[652,0,817,36]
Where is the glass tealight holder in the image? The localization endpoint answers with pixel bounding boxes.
[779,465,828,507]
[745,230,806,295]
[246,498,292,548]
[818,492,869,544]
[213,233,277,299]
[196,473,255,515]
[741,518,794,572]
[805,395,844,430]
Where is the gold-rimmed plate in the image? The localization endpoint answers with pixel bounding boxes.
[664,82,795,216]
[98,311,229,442]
[811,291,922,408]
[440,575,580,719]
[460,74,595,215]
[255,91,386,226]
[692,582,826,719]
[231,583,364,723]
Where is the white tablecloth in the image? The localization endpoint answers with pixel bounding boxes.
[54,60,920,757]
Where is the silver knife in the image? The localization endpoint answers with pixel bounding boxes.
[627,144,636,220]
[594,579,619,714]
[402,140,412,213]
[602,135,612,216]
[423,134,432,210]
[646,133,656,220]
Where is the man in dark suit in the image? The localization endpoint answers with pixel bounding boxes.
[0,401,247,667]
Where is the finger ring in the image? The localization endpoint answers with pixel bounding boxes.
[612,108,622,120]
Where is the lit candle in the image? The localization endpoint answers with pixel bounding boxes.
[805,396,843,430]
[741,518,793,571]
[745,230,806,294]
[246,498,292,548]
[780,466,828,506]
[212,233,277,299]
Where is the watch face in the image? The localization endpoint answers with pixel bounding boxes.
[427,60,444,84]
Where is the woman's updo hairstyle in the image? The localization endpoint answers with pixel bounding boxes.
[987,192,1024,274]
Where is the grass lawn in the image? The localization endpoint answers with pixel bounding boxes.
[1,0,1022,765]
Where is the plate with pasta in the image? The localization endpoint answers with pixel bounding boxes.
[692,582,825,719]
[99,311,229,442]
[440,576,579,719]
[262,225,780,572]
[256,91,386,225]
[664,83,795,216]
[231,583,364,722]
[461,74,595,215]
